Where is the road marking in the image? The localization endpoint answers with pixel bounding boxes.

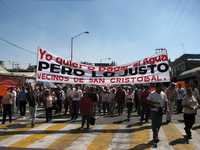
[151,127,174,150]
[87,124,120,150]
[162,123,194,150]
[48,124,83,149]
[0,123,52,147]
[108,125,130,150]
[10,123,66,148]
[66,125,105,150]
[175,123,200,150]
[0,123,38,142]
[28,124,78,148]
[129,124,151,150]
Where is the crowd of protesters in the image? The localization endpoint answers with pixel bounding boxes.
[0,81,199,148]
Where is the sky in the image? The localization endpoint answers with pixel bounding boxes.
[0,0,200,68]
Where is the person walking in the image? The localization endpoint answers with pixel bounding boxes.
[176,84,186,113]
[126,89,134,121]
[11,88,17,115]
[71,86,82,121]
[115,87,126,116]
[101,87,110,115]
[182,88,199,140]
[17,87,27,117]
[191,82,200,104]
[109,88,116,116]
[26,87,37,127]
[140,87,150,123]
[80,88,94,129]
[2,88,14,124]
[45,90,53,123]
[147,83,168,148]
[165,83,177,123]
[57,88,65,113]
[64,86,73,115]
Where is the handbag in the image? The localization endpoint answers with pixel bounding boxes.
[90,117,96,125]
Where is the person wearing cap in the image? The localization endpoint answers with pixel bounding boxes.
[147,83,168,148]
[165,82,177,123]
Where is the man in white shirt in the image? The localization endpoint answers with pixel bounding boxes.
[147,83,168,148]
[71,86,82,121]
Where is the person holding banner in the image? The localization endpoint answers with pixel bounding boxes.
[147,83,168,148]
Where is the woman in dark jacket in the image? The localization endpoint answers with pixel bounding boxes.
[80,88,94,129]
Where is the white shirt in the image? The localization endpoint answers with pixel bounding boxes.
[147,91,168,111]
[72,89,82,101]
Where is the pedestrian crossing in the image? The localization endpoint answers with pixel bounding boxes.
[0,122,200,150]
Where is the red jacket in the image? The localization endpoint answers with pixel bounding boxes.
[80,96,94,116]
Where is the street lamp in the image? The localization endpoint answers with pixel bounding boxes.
[70,31,89,61]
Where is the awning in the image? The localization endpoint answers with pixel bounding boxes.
[178,66,200,80]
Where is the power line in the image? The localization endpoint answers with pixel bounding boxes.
[0,37,36,55]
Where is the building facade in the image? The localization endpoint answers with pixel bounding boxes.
[171,54,200,78]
